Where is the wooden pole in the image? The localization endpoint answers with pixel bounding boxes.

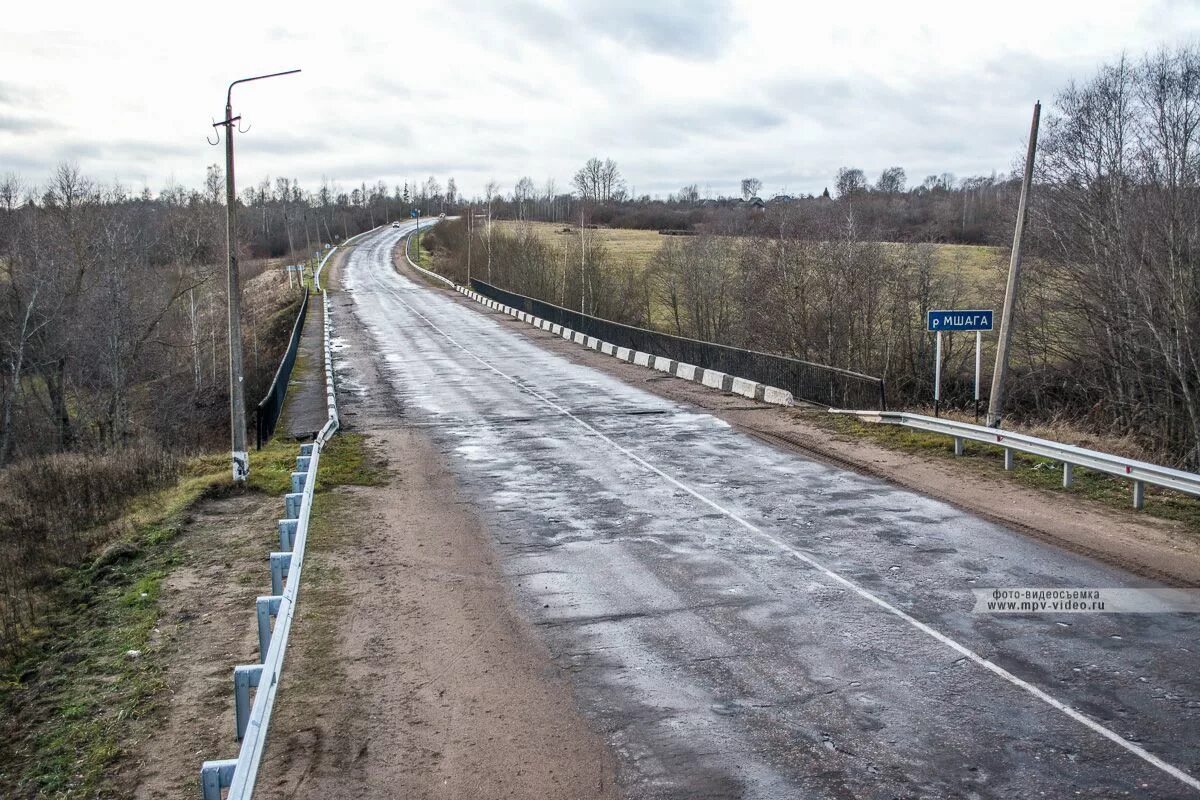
[221,98,248,482]
[987,101,1041,428]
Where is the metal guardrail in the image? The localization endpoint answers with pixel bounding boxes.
[472,279,888,411]
[254,288,309,449]
[402,220,453,287]
[833,410,1200,509]
[198,234,352,799]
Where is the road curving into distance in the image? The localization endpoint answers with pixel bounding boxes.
[339,222,1199,799]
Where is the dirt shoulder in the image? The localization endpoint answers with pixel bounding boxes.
[130,491,281,799]
[395,258,1200,588]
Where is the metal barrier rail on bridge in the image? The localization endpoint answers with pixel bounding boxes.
[470,278,887,411]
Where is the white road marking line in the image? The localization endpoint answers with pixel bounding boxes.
[356,237,1200,795]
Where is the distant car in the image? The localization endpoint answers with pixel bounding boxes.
[391,222,400,228]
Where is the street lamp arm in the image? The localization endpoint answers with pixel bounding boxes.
[226,69,301,108]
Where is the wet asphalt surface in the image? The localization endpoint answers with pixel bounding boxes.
[337,224,1199,799]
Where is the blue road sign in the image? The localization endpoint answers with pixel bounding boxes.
[927,309,993,332]
[410,209,419,218]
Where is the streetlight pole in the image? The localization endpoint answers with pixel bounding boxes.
[212,69,300,483]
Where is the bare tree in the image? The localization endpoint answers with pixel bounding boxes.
[513,176,536,220]
[835,167,867,199]
[573,157,624,203]
[573,157,604,202]
[740,177,762,200]
[876,167,906,194]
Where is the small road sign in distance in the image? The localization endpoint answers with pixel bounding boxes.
[927,309,993,332]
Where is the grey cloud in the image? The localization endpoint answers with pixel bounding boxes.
[238,133,331,157]
[577,0,739,60]
[0,115,60,134]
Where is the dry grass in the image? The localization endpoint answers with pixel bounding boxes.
[0,448,186,658]
[494,221,1007,299]
[494,221,666,266]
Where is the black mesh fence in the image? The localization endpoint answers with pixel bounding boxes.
[255,288,310,448]
[470,279,886,410]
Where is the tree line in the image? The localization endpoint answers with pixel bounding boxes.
[0,164,392,466]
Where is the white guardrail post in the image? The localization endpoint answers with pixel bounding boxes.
[198,224,355,799]
[832,410,1200,510]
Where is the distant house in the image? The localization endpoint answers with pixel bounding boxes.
[746,196,766,210]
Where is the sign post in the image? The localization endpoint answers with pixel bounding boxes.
[926,310,994,419]
[974,330,982,422]
[411,208,421,267]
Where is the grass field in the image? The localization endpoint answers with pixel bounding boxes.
[495,220,665,266]
[494,221,1006,300]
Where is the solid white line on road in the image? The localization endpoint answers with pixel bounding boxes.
[370,262,1200,795]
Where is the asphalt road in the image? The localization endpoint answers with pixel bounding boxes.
[339,223,1199,799]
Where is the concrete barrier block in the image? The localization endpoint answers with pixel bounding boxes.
[763,386,794,406]
[616,347,633,361]
[551,324,563,335]
[633,351,652,367]
[674,363,698,381]
[702,370,732,391]
[600,342,616,355]
[731,377,761,399]
[573,332,586,344]
[586,337,600,350]
[561,328,574,340]
[652,356,675,373]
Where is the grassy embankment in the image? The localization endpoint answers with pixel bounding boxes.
[0,433,383,799]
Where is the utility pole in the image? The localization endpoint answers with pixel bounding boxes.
[580,204,586,312]
[212,69,300,483]
[987,101,1041,428]
[302,210,313,276]
[466,206,472,286]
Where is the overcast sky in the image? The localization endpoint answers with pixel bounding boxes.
[4,0,1200,200]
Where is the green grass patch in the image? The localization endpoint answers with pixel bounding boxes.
[248,433,384,496]
[813,413,1200,534]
